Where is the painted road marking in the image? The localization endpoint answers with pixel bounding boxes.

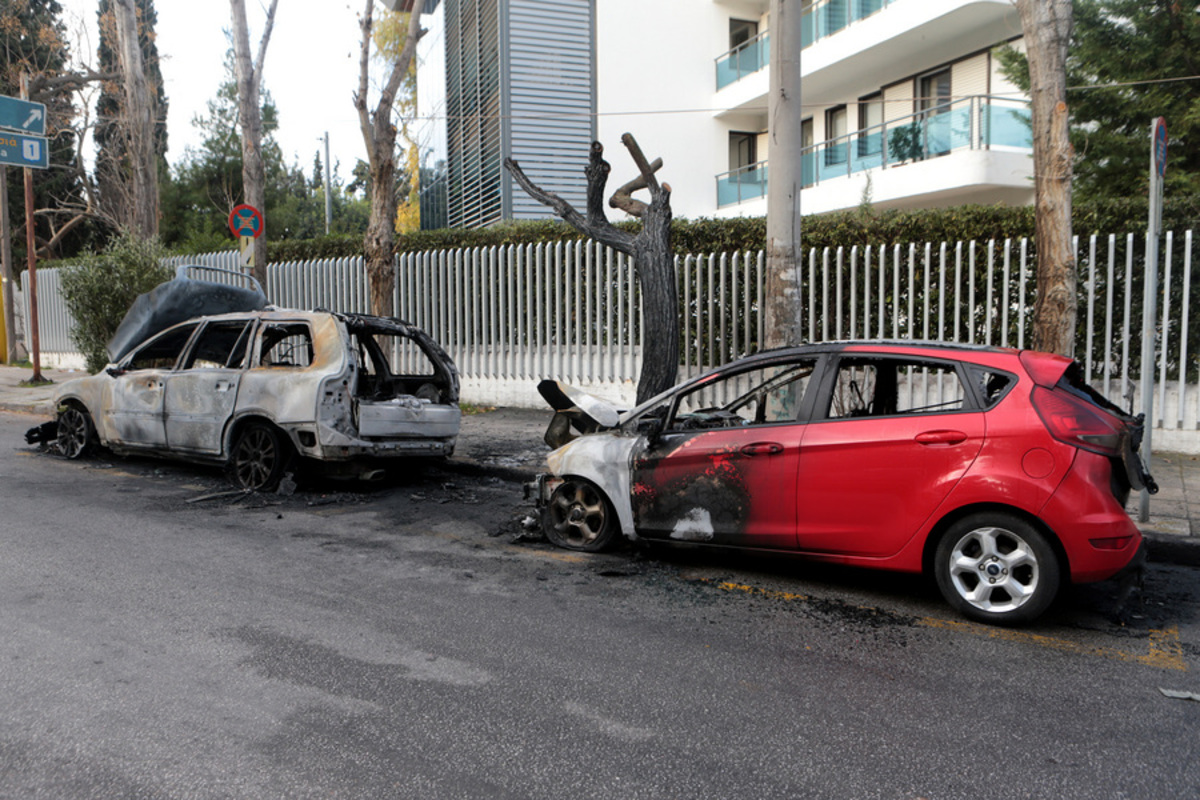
[705,578,1188,672]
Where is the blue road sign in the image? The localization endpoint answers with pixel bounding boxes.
[0,94,47,136]
[0,131,48,169]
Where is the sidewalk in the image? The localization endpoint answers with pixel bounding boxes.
[1,364,1195,563]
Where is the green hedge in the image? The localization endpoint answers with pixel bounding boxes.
[178,195,1200,263]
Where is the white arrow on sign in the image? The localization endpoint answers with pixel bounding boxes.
[23,108,42,130]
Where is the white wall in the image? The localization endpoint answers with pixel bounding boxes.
[595,0,743,220]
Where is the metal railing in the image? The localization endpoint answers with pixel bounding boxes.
[715,30,770,90]
[803,96,1031,188]
[716,161,769,207]
[802,0,898,49]
[21,232,1200,436]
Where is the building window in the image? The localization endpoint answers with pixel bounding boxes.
[729,131,758,171]
[730,18,758,49]
[918,68,952,116]
[858,93,883,158]
[825,106,848,166]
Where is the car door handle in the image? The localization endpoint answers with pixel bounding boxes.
[740,442,784,456]
[215,380,232,392]
[915,430,967,445]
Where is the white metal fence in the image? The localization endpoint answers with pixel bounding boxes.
[21,233,1200,449]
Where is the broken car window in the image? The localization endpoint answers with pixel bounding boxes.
[125,323,199,371]
[259,323,314,368]
[668,360,816,431]
[183,320,254,370]
[827,357,968,418]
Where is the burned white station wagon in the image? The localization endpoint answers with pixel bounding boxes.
[29,269,461,490]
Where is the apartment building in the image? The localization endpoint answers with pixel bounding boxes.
[416,0,1035,227]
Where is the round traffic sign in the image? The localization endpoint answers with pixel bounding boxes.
[228,203,263,238]
[1154,117,1168,178]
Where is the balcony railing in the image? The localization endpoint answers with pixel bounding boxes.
[715,96,1031,206]
[803,96,1031,188]
[716,161,769,207]
[801,0,899,48]
[715,30,770,90]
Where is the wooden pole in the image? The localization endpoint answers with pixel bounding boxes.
[20,73,42,382]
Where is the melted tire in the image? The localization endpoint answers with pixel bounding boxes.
[542,478,620,552]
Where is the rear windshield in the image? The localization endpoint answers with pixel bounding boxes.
[1059,362,1130,417]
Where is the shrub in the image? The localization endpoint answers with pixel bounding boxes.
[60,231,172,373]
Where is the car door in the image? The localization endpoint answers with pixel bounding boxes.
[630,358,816,548]
[105,323,200,448]
[163,319,255,454]
[795,354,985,557]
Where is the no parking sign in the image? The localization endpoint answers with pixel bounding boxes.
[228,204,263,238]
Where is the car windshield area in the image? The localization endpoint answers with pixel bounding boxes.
[660,360,817,432]
[827,356,969,418]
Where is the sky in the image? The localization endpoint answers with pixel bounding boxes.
[56,0,438,184]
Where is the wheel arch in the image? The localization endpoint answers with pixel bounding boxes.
[922,503,1070,582]
[222,413,291,459]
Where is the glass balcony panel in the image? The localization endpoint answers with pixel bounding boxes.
[852,131,885,172]
[716,164,769,207]
[985,104,1033,148]
[801,151,817,188]
[715,32,769,90]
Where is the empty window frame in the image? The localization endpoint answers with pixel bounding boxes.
[826,357,969,419]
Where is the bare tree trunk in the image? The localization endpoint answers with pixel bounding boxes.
[1017,0,1075,356]
[507,135,678,403]
[764,0,802,350]
[231,0,278,289]
[355,0,426,318]
[113,0,158,237]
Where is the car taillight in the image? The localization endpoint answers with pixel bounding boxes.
[1030,386,1123,455]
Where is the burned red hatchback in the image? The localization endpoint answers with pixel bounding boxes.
[532,342,1157,625]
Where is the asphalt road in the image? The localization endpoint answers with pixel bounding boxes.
[1,410,1199,799]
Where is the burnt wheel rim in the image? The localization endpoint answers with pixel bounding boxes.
[232,427,277,490]
[548,482,607,547]
[946,526,1040,614]
[57,408,90,459]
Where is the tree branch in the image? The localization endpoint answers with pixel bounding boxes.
[609,133,664,218]
[504,156,635,254]
[253,0,280,97]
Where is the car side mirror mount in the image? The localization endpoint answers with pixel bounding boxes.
[640,415,665,445]
[105,365,125,377]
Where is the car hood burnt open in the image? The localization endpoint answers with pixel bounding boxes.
[107,266,267,363]
[537,380,621,448]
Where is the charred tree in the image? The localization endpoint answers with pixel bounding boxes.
[1017,0,1076,356]
[505,135,678,403]
[231,0,278,288]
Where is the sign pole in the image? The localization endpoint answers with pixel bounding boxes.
[20,74,41,383]
[1139,117,1167,523]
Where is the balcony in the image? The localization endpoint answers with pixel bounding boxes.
[717,161,769,207]
[714,96,1031,210]
[715,30,770,90]
[802,0,898,49]
[805,96,1030,186]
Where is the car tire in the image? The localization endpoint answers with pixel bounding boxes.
[227,422,292,492]
[56,404,97,460]
[543,478,620,552]
[934,512,1060,625]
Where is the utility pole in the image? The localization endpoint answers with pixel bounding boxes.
[1,168,15,363]
[764,0,803,350]
[324,131,332,235]
[20,73,42,382]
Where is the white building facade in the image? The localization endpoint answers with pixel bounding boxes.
[417,0,1035,226]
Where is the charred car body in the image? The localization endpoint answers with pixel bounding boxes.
[533,341,1156,625]
[27,268,460,490]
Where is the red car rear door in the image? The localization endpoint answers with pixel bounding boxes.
[795,355,985,557]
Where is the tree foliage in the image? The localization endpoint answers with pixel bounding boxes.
[0,0,89,262]
[159,51,369,253]
[998,0,1200,199]
[59,230,170,373]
